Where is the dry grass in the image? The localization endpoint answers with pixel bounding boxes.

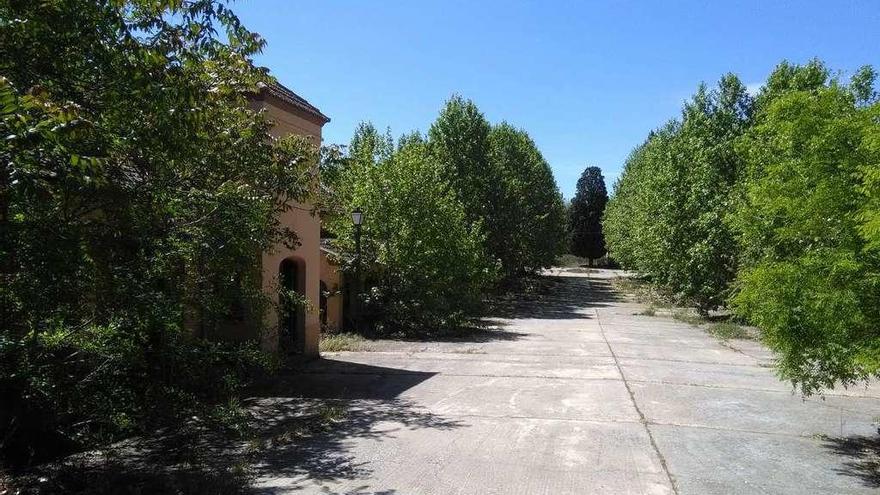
[639,306,657,316]
[319,333,367,352]
[672,308,707,326]
[611,276,675,308]
[556,254,589,267]
[707,321,755,341]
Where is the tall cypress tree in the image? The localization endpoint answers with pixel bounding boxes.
[569,167,608,264]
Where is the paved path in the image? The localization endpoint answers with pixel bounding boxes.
[251,268,880,494]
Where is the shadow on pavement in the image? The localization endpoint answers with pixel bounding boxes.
[247,397,462,491]
[488,272,620,320]
[374,322,528,343]
[13,362,452,495]
[823,435,880,488]
[244,360,462,492]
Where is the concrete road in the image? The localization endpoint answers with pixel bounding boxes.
[251,268,880,494]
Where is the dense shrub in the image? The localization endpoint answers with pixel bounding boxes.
[0,0,311,465]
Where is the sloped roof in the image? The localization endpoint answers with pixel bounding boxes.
[255,80,330,124]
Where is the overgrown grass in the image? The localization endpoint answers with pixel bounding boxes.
[706,322,753,341]
[319,333,367,352]
[612,276,675,308]
[639,306,657,316]
[672,308,707,326]
[556,254,589,267]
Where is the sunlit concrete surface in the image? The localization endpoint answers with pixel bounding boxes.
[250,268,880,495]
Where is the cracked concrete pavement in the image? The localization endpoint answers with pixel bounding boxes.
[251,268,880,494]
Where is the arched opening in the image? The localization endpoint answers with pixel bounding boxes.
[279,257,305,353]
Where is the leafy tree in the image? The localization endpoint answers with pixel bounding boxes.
[0,0,314,465]
[569,166,608,264]
[428,95,495,227]
[428,97,565,278]
[487,123,566,275]
[328,136,495,335]
[730,70,880,395]
[606,58,880,395]
[673,75,752,311]
[349,121,393,167]
[605,74,752,311]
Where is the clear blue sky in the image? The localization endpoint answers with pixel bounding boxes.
[234,0,879,199]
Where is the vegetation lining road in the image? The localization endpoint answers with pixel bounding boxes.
[604,61,880,396]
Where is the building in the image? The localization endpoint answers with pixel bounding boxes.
[319,240,345,333]
[249,81,331,357]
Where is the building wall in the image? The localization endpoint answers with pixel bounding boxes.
[252,96,326,357]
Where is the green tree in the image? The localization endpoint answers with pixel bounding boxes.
[1,0,314,464]
[604,124,682,287]
[329,137,495,335]
[487,123,566,275]
[428,97,565,278]
[730,70,880,395]
[604,75,752,311]
[350,121,393,167]
[569,166,608,264]
[428,95,495,227]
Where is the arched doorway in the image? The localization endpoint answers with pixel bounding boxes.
[279,258,305,353]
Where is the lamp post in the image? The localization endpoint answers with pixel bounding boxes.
[351,208,363,332]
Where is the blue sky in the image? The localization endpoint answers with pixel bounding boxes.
[234,1,879,199]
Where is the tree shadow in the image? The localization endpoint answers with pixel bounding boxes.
[9,427,256,495]
[822,435,880,488]
[487,273,620,320]
[246,360,463,493]
[371,321,528,344]
[13,362,454,495]
[247,397,462,491]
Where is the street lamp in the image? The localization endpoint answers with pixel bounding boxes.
[351,209,363,226]
[351,208,363,332]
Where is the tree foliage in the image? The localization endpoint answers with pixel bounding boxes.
[487,123,566,275]
[604,75,751,311]
[322,98,566,333]
[568,166,608,262]
[428,96,565,278]
[730,68,880,395]
[604,59,880,394]
[1,0,315,465]
[326,135,494,335]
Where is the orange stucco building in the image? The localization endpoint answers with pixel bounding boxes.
[248,81,337,357]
